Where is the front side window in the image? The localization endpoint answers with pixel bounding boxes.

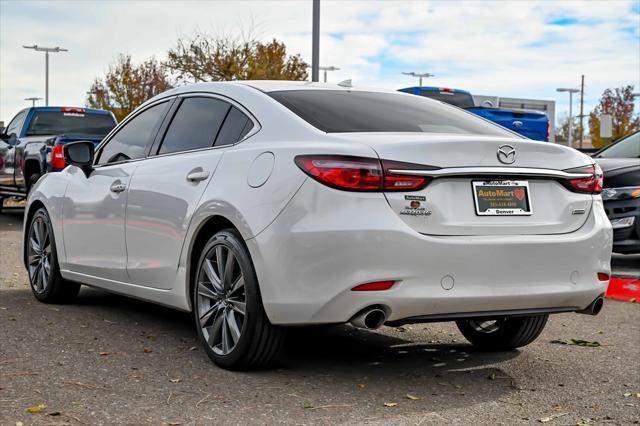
[269,90,517,137]
[158,97,230,155]
[6,111,27,136]
[97,101,169,165]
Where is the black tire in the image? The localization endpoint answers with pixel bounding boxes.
[27,172,42,195]
[26,208,81,303]
[456,314,548,351]
[192,229,284,370]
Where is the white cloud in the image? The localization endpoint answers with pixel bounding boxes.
[1,0,638,125]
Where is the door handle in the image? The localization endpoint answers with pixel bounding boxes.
[110,182,127,193]
[186,170,210,182]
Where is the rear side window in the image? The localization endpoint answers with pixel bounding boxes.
[26,111,116,137]
[97,101,169,165]
[269,90,517,137]
[158,97,230,155]
[215,107,253,147]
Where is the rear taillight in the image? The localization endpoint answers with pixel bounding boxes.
[51,145,66,170]
[562,163,603,194]
[295,155,432,192]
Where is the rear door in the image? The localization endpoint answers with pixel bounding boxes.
[125,95,255,289]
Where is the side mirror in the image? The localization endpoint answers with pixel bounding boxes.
[63,141,95,177]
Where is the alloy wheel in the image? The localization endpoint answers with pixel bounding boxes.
[197,243,246,356]
[468,319,505,333]
[27,216,52,293]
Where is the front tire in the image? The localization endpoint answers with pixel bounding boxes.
[27,208,80,303]
[456,314,548,351]
[193,229,284,370]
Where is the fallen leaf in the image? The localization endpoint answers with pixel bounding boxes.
[48,411,61,416]
[550,339,601,347]
[383,402,398,407]
[25,404,46,413]
[406,394,419,400]
[98,352,113,356]
[357,383,366,389]
[188,346,197,351]
[624,392,632,397]
[16,422,24,426]
[143,348,153,353]
[170,378,181,383]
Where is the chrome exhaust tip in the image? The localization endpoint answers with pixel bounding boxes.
[350,308,387,330]
[576,295,604,316]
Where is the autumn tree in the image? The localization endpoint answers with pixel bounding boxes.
[589,85,639,148]
[165,34,308,82]
[87,54,172,122]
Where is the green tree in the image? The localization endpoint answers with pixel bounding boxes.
[555,113,580,145]
[87,54,172,122]
[165,34,308,83]
[589,85,639,148]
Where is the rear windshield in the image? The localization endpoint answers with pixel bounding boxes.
[419,91,475,109]
[26,111,116,137]
[269,90,516,137]
[596,132,640,158]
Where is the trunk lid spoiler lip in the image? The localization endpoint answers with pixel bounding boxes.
[387,166,593,179]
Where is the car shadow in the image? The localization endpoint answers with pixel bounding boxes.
[65,287,521,411]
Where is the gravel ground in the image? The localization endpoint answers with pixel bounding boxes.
[1,208,639,425]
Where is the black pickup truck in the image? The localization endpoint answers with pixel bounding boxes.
[0,106,116,206]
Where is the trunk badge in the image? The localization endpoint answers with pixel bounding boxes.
[497,144,516,164]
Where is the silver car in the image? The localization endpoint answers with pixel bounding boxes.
[23,81,612,370]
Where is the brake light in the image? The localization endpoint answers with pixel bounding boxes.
[562,164,603,194]
[295,155,432,192]
[51,144,66,170]
[61,107,85,114]
[597,273,610,281]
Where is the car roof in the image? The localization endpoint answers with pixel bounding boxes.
[400,86,472,95]
[159,80,402,96]
[31,106,112,115]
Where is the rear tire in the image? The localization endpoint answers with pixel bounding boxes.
[27,172,42,195]
[193,229,284,370]
[27,208,81,303]
[456,314,548,351]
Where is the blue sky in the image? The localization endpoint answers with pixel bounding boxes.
[1,0,639,130]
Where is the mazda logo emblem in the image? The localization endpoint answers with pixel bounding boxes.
[497,144,516,164]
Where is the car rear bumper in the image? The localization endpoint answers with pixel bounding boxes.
[603,197,640,254]
[248,180,613,325]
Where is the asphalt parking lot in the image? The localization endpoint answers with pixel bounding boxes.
[1,208,639,425]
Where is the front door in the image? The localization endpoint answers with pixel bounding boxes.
[61,100,171,282]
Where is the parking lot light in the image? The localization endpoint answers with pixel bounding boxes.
[557,88,580,147]
[22,45,69,106]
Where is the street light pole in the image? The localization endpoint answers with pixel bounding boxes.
[24,97,43,107]
[319,66,340,83]
[311,0,320,82]
[557,87,580,147]
[402,72,435,87]
[22,45,68,106]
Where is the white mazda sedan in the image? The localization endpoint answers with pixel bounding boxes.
[23,81,612,370]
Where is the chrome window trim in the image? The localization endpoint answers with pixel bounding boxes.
[93,92,261,168]
[387,167,593,179]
